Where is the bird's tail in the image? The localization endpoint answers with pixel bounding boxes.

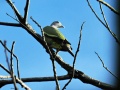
[68,49,74,57]
[65,44,74,57]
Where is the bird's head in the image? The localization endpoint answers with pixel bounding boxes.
[50,21,64,29]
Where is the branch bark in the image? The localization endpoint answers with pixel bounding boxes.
[86,0,120,45]
[0,64,31,90]
[0,22,21,27]
[97,0,120,15]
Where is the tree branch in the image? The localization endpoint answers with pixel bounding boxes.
[97,0,119,15]
[0,64,31,90]
[62,21,85,90]
[95,52,120,81]
[0,74,70,88]
[10,41,18,90]
[0,40,20,79]
[0,22,21,27]
[1,0,117,89]
[99,2,120,45]
[4,41,11,71]
[6,0,23,22]
[24,0,30,23]
[86,0,120,45]
[30,17,60,90]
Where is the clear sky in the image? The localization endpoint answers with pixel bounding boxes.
[0,0,119,90]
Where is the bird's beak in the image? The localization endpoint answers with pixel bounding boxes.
[59,25,65,28]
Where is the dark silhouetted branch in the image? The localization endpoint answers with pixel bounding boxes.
[86,0,120,45]
[6,0,23,21]
[4,41,11,71]
[24,0,30,23]
[97,0,119,15]
[98,2,120,45]
[95,52,120,81]
[0,64,31,90]
[10,41,18,90]
[0,22,21,27]
[30,17,60,90]
[62,22,85,90]
[0,0,117,89]
[0,40,20,79]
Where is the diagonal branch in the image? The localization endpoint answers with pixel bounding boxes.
[97,0,119,15]
[86,0,106,28]
[86,0,120,45]
[30,17,60,90]
[99,2,120,45]
[24,0,30,23]
[62,22,85,90]
[0,64,31,90]
[4,41,11,71]
[6,0,23,21]
[0,40,20,79]
[10,41,18,90]
[95,52,120,80]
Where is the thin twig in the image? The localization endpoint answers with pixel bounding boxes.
[95,52,120,81]
[86,0,120,45]
[99,2,120,45]
[62,22,85,90]
[0,64,31,90]
[30,17,60,90]
[4,41,11,71]
[6,13,20,23]
[24,0,30,23]
[10,41,18,90]
[6,0,23,21]
[0,40,20,79]
[97,0,119,15]
[86,0,106,28]
[6,13,35,34]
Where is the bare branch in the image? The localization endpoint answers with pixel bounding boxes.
[99,2,120,45]
[0,22,21,27]
[0,73,70,88]
[0,40,20,79]
[4,41,11,71]
[30,17,60,90]
[86,0,106,27]
[86,0,120,45]
[97,0,119,15]
[0,64,31,90]
[2,1,117,89]
[62,22,85,90]
[0,75,11,79]
[6,0,23,21]
[10,41,18,90]
[24,0,30,23]
[95,52,120,81]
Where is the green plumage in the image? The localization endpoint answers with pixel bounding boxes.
[43,26,74,57]
[43,26,65,40]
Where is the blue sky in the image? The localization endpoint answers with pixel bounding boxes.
[0,0,119,90]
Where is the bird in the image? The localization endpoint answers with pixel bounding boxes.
[43,21,74,57]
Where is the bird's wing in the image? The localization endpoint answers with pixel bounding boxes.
[43,26,71,46]
[43,26,65,40]
[64,39,71,45]
[44,32,58,38]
